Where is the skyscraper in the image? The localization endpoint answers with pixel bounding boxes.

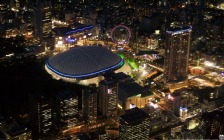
[202,110,224,139]
[164,25,192,88]
[98,79,118,118]
[34,0,52,41]
[56,90,79,130]
[29,94,53,140]
[82,86,97,124]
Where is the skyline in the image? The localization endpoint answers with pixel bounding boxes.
[0,0,224,139]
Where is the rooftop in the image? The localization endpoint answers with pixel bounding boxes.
[166,25,192,33]
[52,25,93,36]
[56,90,78,100]
[120,107,149,125]
[119,82,146,99]
[46,46,124,80]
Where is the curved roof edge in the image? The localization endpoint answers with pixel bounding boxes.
[46,58,124,79]
[166,25,192,34]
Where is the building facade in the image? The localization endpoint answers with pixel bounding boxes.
[164,26,192,88]
[165,92,181,117]
[34,0,52,41]
[82,87,97,124]
[202,110,224,139]
[56,90,79,129]
[29,94,53,139]
[98,79,118,118]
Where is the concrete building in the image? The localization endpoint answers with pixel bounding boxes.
[118,82,152,110]
[119,107,150,140]
[165,92,181,117]
[111,72,153,110]
[98,79,118,118]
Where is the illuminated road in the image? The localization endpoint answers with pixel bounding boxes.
[62,119,118,136]
[147,63,164,72]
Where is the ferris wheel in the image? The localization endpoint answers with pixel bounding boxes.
[111,25,131,45]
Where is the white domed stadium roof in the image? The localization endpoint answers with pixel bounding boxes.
[46,46,123,80]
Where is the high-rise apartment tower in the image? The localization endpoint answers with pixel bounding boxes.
[164,25,192,88]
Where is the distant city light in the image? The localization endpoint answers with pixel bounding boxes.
[57,41,63,45]
[204,61,214,67]
[5,53,14,57]
[66,26,93,35]
[130,104,136,109]
[168,94,173,100]
[155,30,160,35]
[66,38,77,43]
[150,102,158,108]
[221,72,224,77]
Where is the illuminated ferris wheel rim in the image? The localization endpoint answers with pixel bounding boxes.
[111,25,131,44]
